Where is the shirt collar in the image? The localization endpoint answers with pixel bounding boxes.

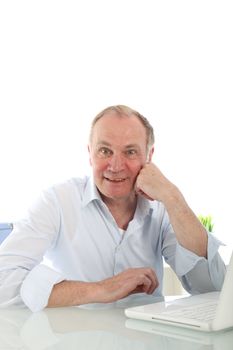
[82,176,154,218]
[82,176,102,207]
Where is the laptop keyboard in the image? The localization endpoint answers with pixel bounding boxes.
[162,301,217,322]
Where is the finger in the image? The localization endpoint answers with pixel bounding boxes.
[144,269,159,294]
[130,276,152,295]
[139,275,153,294]
[136,189,154,201]
[134,181,154,199]
[134,271,157,294]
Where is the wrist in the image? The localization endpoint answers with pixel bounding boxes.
[162,184,183,207]
[77,281,102,304]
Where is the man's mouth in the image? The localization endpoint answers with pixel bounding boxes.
[104,177,126,183]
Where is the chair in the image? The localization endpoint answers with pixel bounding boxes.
[0,223,13,244]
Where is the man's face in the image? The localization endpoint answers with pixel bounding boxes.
[88,112,152,202]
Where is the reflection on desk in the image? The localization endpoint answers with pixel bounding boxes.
[0,295,233,350]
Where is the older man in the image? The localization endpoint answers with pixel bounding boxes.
[0,105,225,311]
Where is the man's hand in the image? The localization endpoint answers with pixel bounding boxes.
[48,267,158,308]
[135,163,175,202]
[93,267,158,303]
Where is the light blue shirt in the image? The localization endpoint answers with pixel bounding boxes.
[0,176,226,312]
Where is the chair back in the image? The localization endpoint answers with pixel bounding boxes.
[0,223,13,244]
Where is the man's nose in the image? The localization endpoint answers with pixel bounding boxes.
[108,153,125,172]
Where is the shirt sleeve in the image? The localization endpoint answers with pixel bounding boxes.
[174,232,226,293]
[20,264,65,312]
[0,188,62,311]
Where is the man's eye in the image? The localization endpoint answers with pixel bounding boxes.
[98,148,112,157]
[126,149,137,157]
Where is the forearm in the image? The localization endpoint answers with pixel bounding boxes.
[47,267,158,308]
[164,186,208,257]
[47,280,99,307]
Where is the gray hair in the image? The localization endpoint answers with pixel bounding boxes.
[89,105,155,152]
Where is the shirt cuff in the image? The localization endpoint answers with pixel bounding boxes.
[175,232,224,276]
[20,264,65,312]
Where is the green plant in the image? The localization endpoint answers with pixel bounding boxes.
[198,215,214,232]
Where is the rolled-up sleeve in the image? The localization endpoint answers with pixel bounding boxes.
[20,264,65,312]
[175,232,226,294]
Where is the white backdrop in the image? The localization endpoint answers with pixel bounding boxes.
[0,1,232,252]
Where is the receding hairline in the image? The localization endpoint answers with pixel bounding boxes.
[89,105,155,150]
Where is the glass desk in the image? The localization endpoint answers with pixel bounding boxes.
[0,296,232,350]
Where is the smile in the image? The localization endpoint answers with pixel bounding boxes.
[104,177,126,183]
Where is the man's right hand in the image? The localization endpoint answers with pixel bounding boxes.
[93,267,158,303]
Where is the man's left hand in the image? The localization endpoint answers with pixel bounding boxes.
[135,163,175,202]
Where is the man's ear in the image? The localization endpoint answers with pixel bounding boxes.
[147,146,154,162]
[88,145,92,166]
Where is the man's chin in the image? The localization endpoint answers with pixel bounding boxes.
[99,188,135,201]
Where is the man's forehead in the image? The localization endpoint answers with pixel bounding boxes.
[96,140,141,149]
[90,113,147,147]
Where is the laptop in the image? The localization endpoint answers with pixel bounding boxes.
[125,252,233,332]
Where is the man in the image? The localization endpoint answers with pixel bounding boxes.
[0,105,226,312]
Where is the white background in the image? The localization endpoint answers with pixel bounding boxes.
[0,1,232,254]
